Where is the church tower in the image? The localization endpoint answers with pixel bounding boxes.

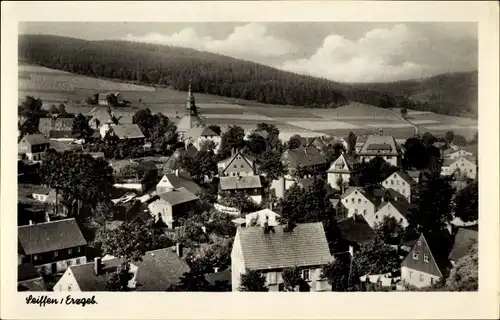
[186,84,197,116]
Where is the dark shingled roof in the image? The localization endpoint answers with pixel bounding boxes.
[159,172,201,195]
[38,117,75,137]
[283,146,328,168]
[449,228,478,262]
[18,218,87,255]
[359,135,399,156]
[184,125,218,140]
[204,270,232,286]
[338,216,375,245]
[18,263,42,282]
[135,248,191,291]
[70,258,123,291]
[48,130,76,139]
[237,222,333,270]
[112,124,145,139]
[392,171,417,186]
[157,188,199,206]
[420,231,454,276]
[219,176,262,190]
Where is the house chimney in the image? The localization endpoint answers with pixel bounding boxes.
[284,219,296,233]
[176,243,183,258]
[263,221,270,234]
[94,257,102,276]
[29,220,33,225]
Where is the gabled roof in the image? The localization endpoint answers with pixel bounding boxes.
[283,146,328,168]
[38,117,75,136]
[327,153,359,173]
[18,218,87,255]
[217,150,255,171]
[405,232,454,277]
[219,176,262,190]
[237,222,333,270]
[135,248,191,291]
[406,170,421,181]
[177,114,202,133]
[184,125,218,141]
[112,124,145,139]
[448,228,478,261]
[341,187,381,206]
[68,258,123,291]
[385,171,417,186]
[358,135,399,156]
[158,172,201,195]
[48,130,77,139]
[157,188,199,206]
[443,145,477,157]
[338,216,375,245]
[378,200,411,219]
[442,156,477,167]
[20,134,49,146]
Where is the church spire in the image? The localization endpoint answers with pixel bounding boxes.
[186,81,197,116]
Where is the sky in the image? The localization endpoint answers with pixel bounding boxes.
[20,22,478,83]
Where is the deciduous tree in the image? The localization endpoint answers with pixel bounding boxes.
[238,269,268,292]
[282,267,302,292]
[454,181,478,222]
[446,241,478,291]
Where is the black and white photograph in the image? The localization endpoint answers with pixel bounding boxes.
[2,1,499,319]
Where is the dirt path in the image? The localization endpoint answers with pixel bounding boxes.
[389,108,419,136]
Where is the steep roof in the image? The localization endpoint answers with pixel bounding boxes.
[327,153,359,173]
[219,176,262,190]
[237,222,333,270]
[38,117,75,136]
[48,130,77,139]
[392,171,417,186]
[157,188,199,206]
[358,135,399,156]
[112,124,145,139]
[217,150,255,171]
[338,216,375,245]
[18,218,87,255]
[69,258,123,291]
[442,156,477,167]
[184,125,218,141]
[283,146,328,168]
[135,248,191,291]
[20,134,49,146]
[407,232,454,277]
[159,172,201,195]
[378,200,411,219]
[341,187,382,206]
[406,170,421,181]
[448,228,478,261]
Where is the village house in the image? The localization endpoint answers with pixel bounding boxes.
[448,227,478,266]
[54,246,190,291]
[382,171,417,203]
[369,200,411,229]
[161,146,198,174]
[32,186,53,202]
[18,218,88,275]
[245,209,280,227]
[177,85,203,136]
[17,263,47,291]
[219,175,263,205]
[406,170,421,184]
[441,156,477,180]
[148,188,199,228]
[184,125,221,153]
[38,117,77,141]
[101,123,146,143]
[400,233,453,289]
[340,187,379,219]
[357,134,401,167]
[327,153,360,190]
[282,146,329,179]
[217,149,257,177]
[231,221,333,292]
[443,145,476,160]
[89,108,134,130]
[18,134,51,162]
[156,169,201,195]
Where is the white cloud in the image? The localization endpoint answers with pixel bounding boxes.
[281,24,434,83]
[123,23,297,59]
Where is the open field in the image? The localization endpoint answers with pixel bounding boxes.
[19,64,478,141]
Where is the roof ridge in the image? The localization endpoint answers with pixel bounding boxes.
[18,218,76,228]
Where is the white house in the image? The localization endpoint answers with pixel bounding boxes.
[381,171,417,203]
[231,222,333,292]
[245,209,280,227]
[368,200,410,229]
[441,156,477,180]
[327,153,359,190]
[357,134,401,167]
[340,187,378,218]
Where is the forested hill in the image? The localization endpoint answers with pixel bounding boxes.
[19,34,477,116]
[348,71,478,117]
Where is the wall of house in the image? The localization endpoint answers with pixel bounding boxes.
[245,212,279,227]
[341,190,376,218]
[222,155,255,177]
[401,236,443,283]
[401,266,441,289]
[382,173,412,202]
[33,194,49,202]
[231,233,245,291]
[35,256,87,275]
[441,159,477,180]
[53,268,82,292]
[359,155,399,167]
[270,177,286,199]
[264,267,330,292]
[148,200,173,227]
[368,203,409,229]
[445,150,473,160]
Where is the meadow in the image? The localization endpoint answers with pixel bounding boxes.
[19,64,478,141]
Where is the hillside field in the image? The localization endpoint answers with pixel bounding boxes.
[18,64,478,141]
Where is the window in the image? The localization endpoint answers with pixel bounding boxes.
[417,240,422,245]
[278,283,285,292]
[33,255,38,261]
[68,249,72,254]
[354,209,358,214]
[240,164,244,168]
[424,254,429,263]
[430,278,434,285]
[268,272,277,285]
[357,199,361,203]
[386,156,391,159]
[413,252,419,260]
[76,258,81,265]
[66,260,72,267]
[351,198,354,203]
[364,200,367,204]
[68,284,72,292]
[391,180,394,185]
[77,247,81,253]
[302,269,310,281]
[233,165,237,168]
[375,215,378,219]
[363,209,367,215]
[53,251,58,258]
[399,218,403,223]
[345,199,348,203]
[419,274,424,282]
